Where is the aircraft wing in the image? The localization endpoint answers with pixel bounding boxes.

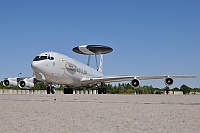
[81,75,196,85]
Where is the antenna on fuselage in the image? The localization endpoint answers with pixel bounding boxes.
[72,44,113,72]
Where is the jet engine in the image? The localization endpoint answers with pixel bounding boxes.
[18,78,35,89]
[165,77,174,86]
[3,78,18,87]
[131,78,140,88]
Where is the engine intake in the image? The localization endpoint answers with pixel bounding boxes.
[3,78,18,87]
[18,78,35,89]
[165,77,173,86]
[131,78,140,88]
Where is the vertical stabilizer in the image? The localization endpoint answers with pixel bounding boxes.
[98,54,103,73]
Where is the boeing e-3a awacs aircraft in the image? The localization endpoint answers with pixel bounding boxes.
[2,45,196,94]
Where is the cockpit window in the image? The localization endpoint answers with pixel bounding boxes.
[49,57,54,60]
[33,56,54,61]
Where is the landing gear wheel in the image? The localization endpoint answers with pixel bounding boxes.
[64,88,73,94]
[98,88,102,94]
[98,82,106,94]
[103,88,107,94]
[47,86,55,94]
[51,87,55,94]
[64,88,68,94]
[69,88,73,94]
[47,87,51,94]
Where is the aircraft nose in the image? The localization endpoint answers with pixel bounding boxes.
[31,61,37,68]
[31,61,40,71]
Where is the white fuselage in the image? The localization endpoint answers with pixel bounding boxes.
[31,52,104,87]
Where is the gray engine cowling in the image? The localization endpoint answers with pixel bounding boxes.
[165,77,174,86]
[3,78,18,87]
[131,78,140,88]
[18,78,35,89]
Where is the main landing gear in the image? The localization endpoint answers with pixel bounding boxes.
[98,88,107,94]
[98,82,107,94]
[47,85,55,94]
[63,88,73,94]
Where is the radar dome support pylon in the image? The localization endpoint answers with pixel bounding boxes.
[72,44,113,72]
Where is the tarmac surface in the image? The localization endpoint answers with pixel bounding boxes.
[0,94,200,133]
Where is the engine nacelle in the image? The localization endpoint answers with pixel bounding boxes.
[3,78,18,87]
[18,78,35,89]
[131,78,140,88]
[165,77,174,86]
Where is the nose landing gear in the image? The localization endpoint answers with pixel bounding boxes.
[47,86,55,94]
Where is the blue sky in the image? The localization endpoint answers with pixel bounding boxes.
[0,0,199,88]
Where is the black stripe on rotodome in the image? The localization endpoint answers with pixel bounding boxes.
[86,45,113,54]
[72,46,86,54]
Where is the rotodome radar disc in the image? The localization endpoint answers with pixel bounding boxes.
[73,45,113,55]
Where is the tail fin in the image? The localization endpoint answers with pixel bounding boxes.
[98,54,103,73]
